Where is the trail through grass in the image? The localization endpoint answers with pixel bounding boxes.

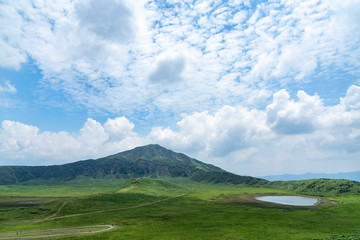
[1,178,360,239]
[0,225,113,239]
[42,193,189,221]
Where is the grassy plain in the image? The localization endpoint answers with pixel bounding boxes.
[0,178,360,240]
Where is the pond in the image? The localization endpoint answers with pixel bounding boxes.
[17,201,45,204]
[255,196,319,206]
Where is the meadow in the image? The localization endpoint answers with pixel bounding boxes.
[0,178,360,240]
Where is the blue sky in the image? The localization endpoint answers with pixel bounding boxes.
[1,0,360,176]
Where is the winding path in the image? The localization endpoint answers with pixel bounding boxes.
[35,200,70,222]
[0,193,189,239]
[0,225,114,239]
[45,193,188,221]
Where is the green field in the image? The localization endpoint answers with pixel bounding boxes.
[0,178,360,240]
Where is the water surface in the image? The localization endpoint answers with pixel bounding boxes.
[255,196,318,206]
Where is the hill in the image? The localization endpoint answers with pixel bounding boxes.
[118,178,188,196]
[0,144,267,186]
[262,171,360,182]
[268,178,360,196]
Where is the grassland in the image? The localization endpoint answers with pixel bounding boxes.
[0,225,112,239]
[0,178,360,240]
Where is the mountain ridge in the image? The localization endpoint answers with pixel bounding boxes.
[262,171,360,182]
[1,144,359,196]
[0,144,267,186]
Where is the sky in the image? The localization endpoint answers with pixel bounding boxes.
[1,0,360,177]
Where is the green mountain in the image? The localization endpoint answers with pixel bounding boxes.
[0,144,267,186]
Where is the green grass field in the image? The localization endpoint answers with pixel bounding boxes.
[0,178,360,240]
[0,225,112,239]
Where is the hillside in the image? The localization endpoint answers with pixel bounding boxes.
[0,144,267,186]
[3,144,358,196]
[118,178,188,196]
[268,178,360,196]
[262,171,360,182]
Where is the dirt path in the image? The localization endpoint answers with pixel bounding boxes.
[29,200,71,223]
[38,200,70,222]
[46,193,188,221]
[0,193,188,239]
[0,225,114,239]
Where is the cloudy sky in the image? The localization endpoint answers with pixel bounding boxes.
[1,0,360,176]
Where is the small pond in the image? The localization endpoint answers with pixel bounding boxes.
[255,196,319,206]
[16,201,45,205]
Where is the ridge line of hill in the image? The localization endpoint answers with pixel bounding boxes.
[0,144,266,186]
[2,144,359,196]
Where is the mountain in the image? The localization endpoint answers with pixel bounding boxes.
[262,172,360,182]
[0,144,267,186]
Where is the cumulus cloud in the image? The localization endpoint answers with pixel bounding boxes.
[148,105,271,157]
[342,85,360,110]
[1,86,360,174]
[104,117,136,141]
[1,1,360,175]
[266,90,323,135]
[149,85,360,174]
[0,117,146,165]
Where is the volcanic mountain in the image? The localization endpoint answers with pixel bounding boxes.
[0,144,267,185]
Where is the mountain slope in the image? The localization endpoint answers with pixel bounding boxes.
[0,144,267,186]
[118,178,188,196]
[268,178,360,196]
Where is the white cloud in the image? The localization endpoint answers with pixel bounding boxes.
[1,0,359,116]
[148,105,271,157]
[0,80,17,108]
[149,85,360,175]
[0,81,16,93]
[1,86,360,174]
[78,119,109,154]
[75,0,136,43]
[0,40,27,70]
[149,55,186,84]
[342,85,360,110]
[0,3,28,70]
[104,117,136,141]
[1,1,360,175]
[273,43,318,80]
[0,117,146,165]
[266,89,324,134]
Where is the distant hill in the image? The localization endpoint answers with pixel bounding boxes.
[2,144,358,196]
[0,144,267,186]
[268,178,360,196]
[262,172,360,182]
